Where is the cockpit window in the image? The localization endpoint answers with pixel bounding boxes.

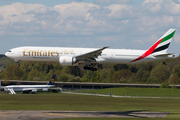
[8,50,11,52]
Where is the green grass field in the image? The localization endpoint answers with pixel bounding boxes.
[1,87,180,119]
[0,93,180,119]
[70,87,180,97]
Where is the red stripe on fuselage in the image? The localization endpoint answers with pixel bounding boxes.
[131,38,163,63]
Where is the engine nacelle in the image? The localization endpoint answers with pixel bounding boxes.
[42,88,48,92]
[32,89,37,93]
[59,56,76,66]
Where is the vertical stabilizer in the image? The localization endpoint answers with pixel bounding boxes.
[47,74,56,85]
[151,29,176,55]
[131,29,176,62]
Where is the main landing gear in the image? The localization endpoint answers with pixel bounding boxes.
[83,63,101,71]
[84,66,97,71]
[14,60,20,67]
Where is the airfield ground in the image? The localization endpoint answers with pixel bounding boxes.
[64,87,180,97]
[0,88,180,120]
[0,110,169,120]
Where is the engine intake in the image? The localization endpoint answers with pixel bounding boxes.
[59,56,76,66]
[43,88,48,92]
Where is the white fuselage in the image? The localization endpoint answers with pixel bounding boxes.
[5,46,158,64]
[4,85,54,92]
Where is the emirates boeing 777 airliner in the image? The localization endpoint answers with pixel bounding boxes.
[5,29,176,71]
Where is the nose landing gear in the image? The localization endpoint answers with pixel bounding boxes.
[17,62,20,67]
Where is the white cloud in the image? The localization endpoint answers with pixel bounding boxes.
[142,0,180,14]
[174,34,180,42]
[107,4,132,18]
[54,2,100,20]
[140,16,174,28]
[97,36,120,42]
[0,3,44,25]
[0,0,180,54]
[94,0,130,4]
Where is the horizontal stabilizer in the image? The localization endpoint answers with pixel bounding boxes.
[153,53,175,58]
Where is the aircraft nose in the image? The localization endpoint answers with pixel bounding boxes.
[5,52,8,57]
[5,52,11,57]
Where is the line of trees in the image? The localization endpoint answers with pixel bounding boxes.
[1,56,180,84]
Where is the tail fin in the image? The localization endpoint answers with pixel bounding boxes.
[47,74,56,85]
[151,29,176,55]
[131,29,176,62]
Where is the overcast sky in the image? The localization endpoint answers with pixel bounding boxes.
[0,0,180,55]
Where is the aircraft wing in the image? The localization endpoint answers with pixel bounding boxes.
[22,88,41,93]
[22,88,49,92]
[75,46,109,61]
[22,88,35,92]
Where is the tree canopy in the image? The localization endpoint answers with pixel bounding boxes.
[1,56,180,84]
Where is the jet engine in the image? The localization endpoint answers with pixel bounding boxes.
[32,89,37,93]
[42,88,48,92]
[59,56,76,66]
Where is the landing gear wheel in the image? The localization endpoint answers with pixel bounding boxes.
[91,67,97,71]
[84,66,88,70]
[16,60,20,67]
[84,66,97,71]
